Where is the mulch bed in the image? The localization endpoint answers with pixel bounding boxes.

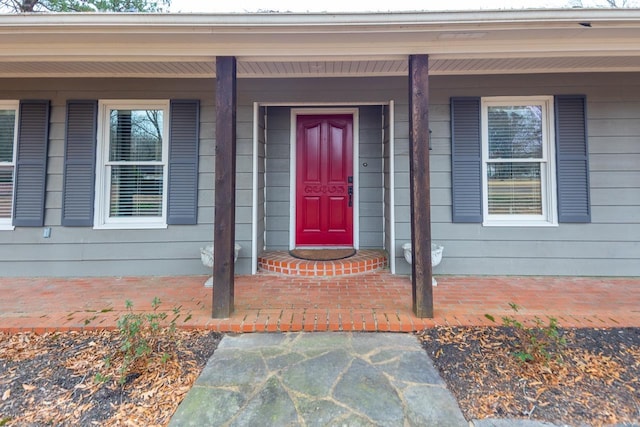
[0,329,220,426]
[419,326,640,426]
[1,326,639,426]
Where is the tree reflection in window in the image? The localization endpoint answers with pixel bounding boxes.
[486,104,545,216]
[108,109,164,217]
[488,105,542,160]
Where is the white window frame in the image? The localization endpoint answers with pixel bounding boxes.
[94,100,170,229]
[481,96,557,227]
[0,101,19,231]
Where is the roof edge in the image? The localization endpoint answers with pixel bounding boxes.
[1,8,640,30]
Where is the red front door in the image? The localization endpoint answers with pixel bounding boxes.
[296,114,353,246]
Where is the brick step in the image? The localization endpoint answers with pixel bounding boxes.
[257,249,387,277]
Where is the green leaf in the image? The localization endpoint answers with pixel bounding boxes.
[6,0,171,13]
[514,351,533,363]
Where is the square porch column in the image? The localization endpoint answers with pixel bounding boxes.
[213,56,237,318]
[409,54,434,318]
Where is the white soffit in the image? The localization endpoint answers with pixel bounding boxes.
[2,10,640,77]
[0,61,216,78]
[3,56,640,78]
[237,60,408,77]
[430,56,640,75]
[238,56,640,77]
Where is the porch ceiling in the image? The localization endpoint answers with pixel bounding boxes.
[2,9,640,78]
[3,56,640,78]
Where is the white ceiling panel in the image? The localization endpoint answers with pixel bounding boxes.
[2,56,640,78]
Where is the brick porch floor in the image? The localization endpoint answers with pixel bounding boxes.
[1,273,639,334]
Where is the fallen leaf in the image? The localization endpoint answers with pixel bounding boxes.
[22,384,36,391]
[2,388,10,400]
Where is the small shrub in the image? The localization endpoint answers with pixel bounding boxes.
[485,302,566,365]
[93,372,110,384]
[97,297,190,386]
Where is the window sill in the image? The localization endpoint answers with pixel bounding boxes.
[483,220,558,227]
[0,224,15,231]
[93,223,167,230]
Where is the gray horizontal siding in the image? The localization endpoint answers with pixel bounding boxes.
[257,106,266,258]
[439,258,639,277]
[1,74,638,278]
[395,73,640,276]
[1,226,217,276]
[0,78,219,277]
[358,105,384,248]
[243,77,403,252]
[263,103,385,250]
[4,259,208,277]
[264,106,291,250]
[383,104,393,269]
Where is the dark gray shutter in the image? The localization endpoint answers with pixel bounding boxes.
[167,100,200,225]
[13,100,50,227]
[451,97,483,223]
[62,100,98,226]
[555,95,590,223]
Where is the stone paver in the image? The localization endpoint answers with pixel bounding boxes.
[169,332,467,427]
[470,420,569,427]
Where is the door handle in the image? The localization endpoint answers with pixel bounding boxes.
[348,186,353,207]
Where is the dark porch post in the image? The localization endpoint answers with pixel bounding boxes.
[213,56,237,318]
[408,54,434,318]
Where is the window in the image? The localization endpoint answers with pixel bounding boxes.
[95,101,169,229]
[481,97,557,226]
[0,101,18,230]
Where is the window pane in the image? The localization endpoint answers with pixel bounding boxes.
[109,109,163,162]
[0,110,16,162]
[110,165,163,217]
[0,166,13,219]
[488,105,542,159]
[487,162,542,215]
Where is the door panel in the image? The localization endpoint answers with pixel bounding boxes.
[328,197,347,230]
[296,114,353,246]
[303,197,321,231]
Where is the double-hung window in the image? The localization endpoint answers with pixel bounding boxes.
[0,101,18,230]
[95,100,169,229]
[481,96,557,226]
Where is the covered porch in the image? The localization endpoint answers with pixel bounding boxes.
[1,10,640,321]
[1,273,639,333]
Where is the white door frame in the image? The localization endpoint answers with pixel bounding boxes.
[289,107,360,250]
[250,102,396,274]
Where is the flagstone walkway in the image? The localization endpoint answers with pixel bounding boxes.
[168,332,468,427]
